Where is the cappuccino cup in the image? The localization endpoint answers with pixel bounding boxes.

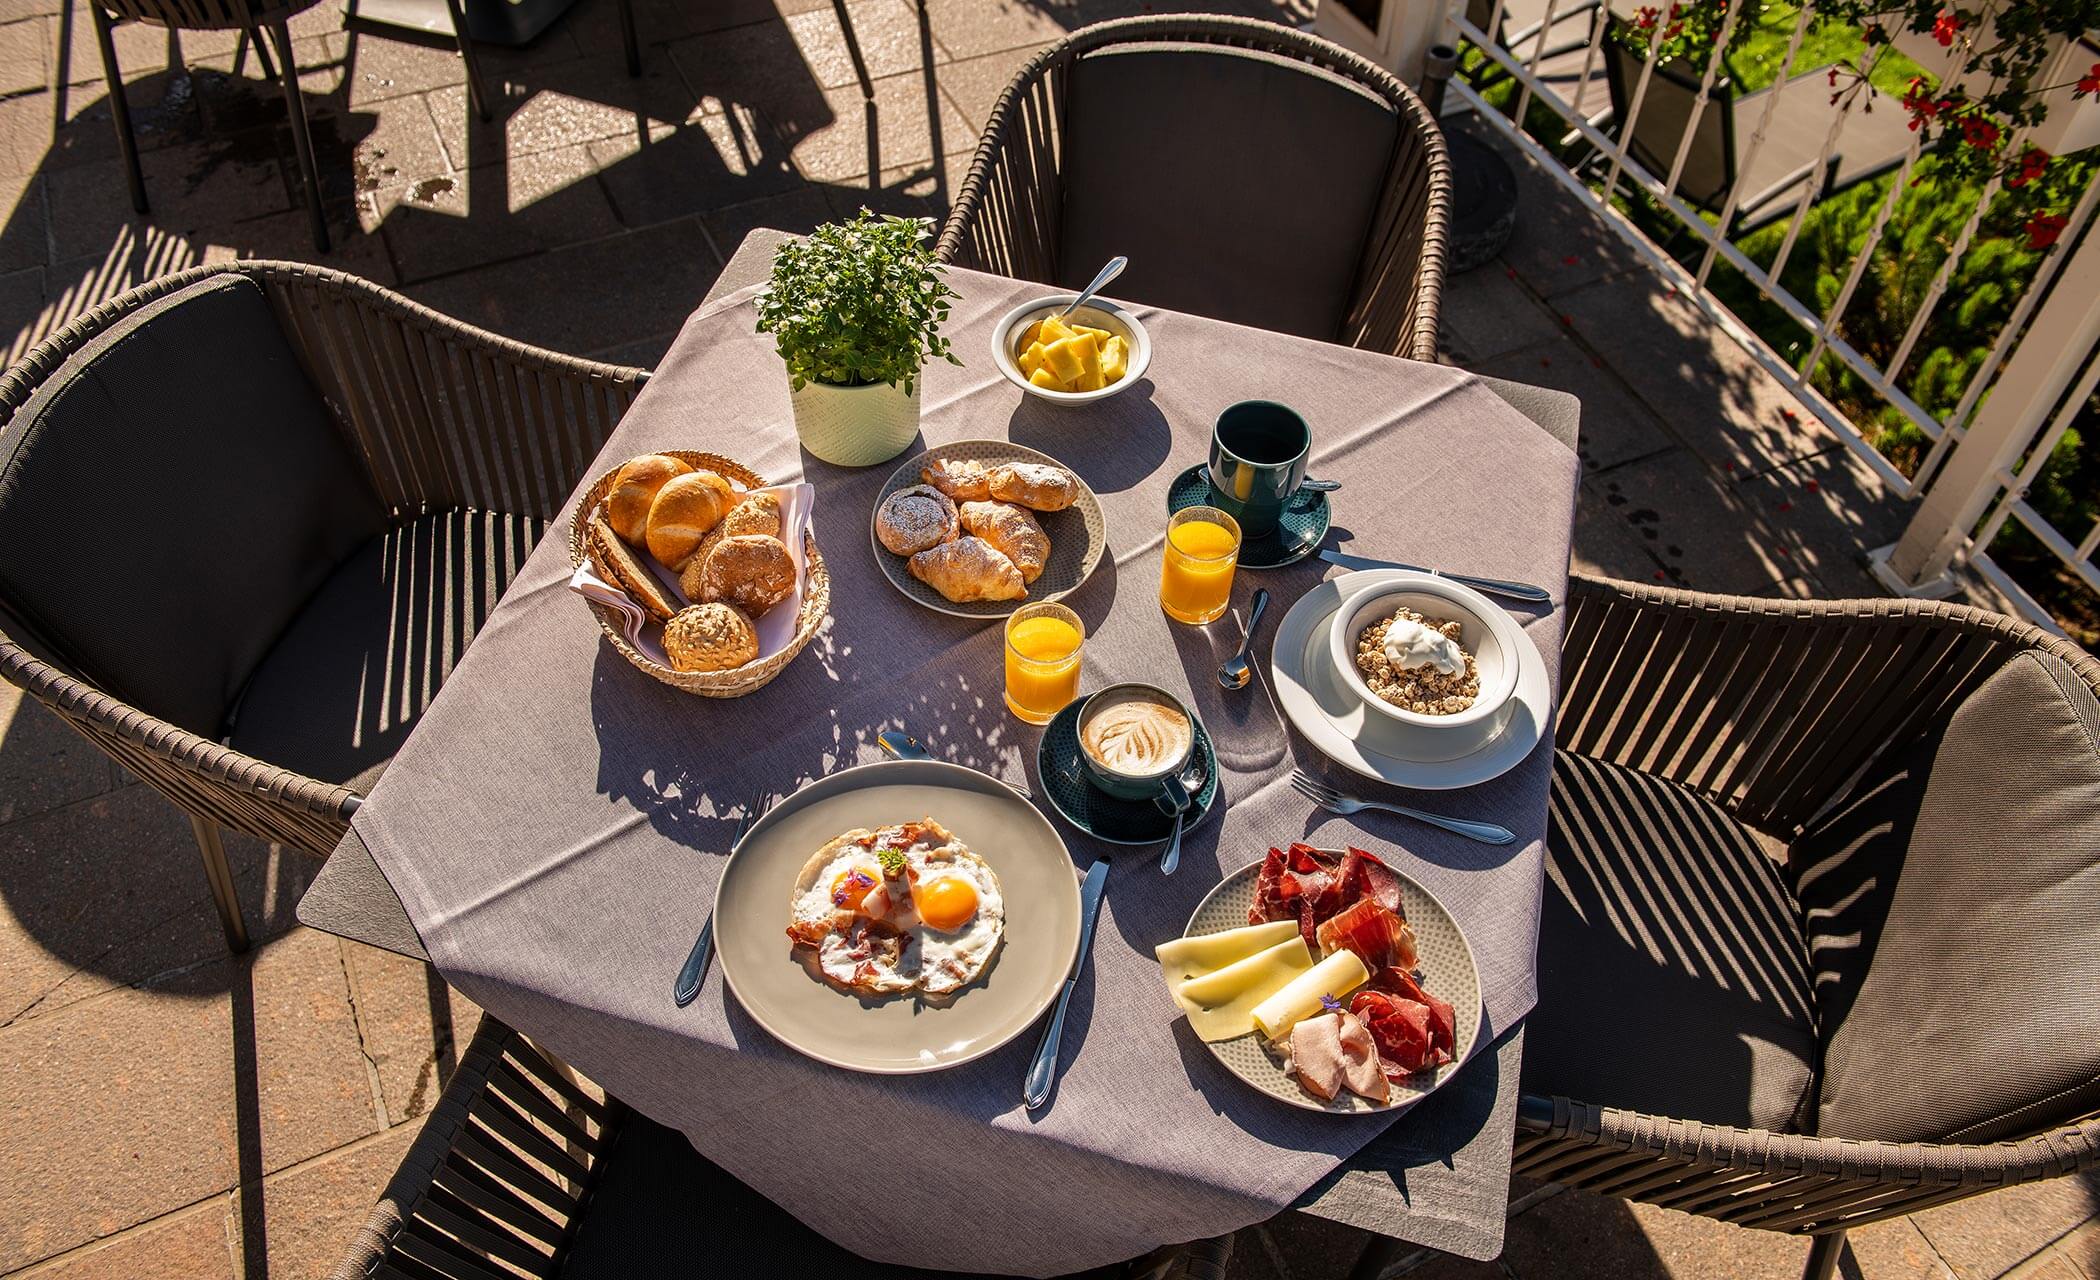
[1077,683,1196,800]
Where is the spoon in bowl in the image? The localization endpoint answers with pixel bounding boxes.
[1217,589,1272,691]
[1060,256,1128,318]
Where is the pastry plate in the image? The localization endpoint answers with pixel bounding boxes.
[1186,858,1481,1113]
[871,440,1107,620]
[1165,464,1330,569]
[712,759,1083,1074]
[1037,700,1219,845]
[1272,569,1551,790]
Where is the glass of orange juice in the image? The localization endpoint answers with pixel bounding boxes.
[1160,506,1241,625]
[1004,602,1084,724]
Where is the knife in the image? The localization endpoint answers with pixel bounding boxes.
[672,796,758,1008]
[1318,549,1552,604]
[1025,859,1111,1111]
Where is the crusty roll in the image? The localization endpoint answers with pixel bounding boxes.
[607,455,694,544]
[719,491,782,541]
[645,470,738,569]
[664,603,759,672]
[587,507,682,621]
[696,534,797,615]
[959,499,1049,584]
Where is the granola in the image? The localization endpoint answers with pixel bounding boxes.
[1355,608,1480,714]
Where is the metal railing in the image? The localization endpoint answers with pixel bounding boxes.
[1439,0,2099,631]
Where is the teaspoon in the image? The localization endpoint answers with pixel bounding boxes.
[1060,256,1128,318]
[1216,589,1271,691]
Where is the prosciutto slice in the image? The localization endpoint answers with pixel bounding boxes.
[1249,844,1405,949]
[1314,900,1419,973]
[1370,967,1457,1056]
[1350,991,1451,1077]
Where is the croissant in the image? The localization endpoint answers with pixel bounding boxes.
[959,500,1049,584]
[987,462,1079,512]
[908,536,1027,603]
[921,457,992,502]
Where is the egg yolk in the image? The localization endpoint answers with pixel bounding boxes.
[830,867,879,912]
[914,876,979,931]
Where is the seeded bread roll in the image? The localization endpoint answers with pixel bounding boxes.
[719,491,782,540]
[663,603,759,672]
[645,470,737,569]
[607,454,693,544]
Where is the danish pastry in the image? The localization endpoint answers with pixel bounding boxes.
[876,485,961,555]
[959,500,1049,584]
[987,462,1079,512]
[587,507,682,621]
[908,536,1027,603]
[607,454,693,544]
[663,602,759,672]
[921,457,991,502]
[645,470,738,569]
[697,534,798,614]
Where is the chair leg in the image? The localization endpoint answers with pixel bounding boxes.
[260,17,329,253]
[190,816,251,953]
[1802,1231,1847,1280]
[618,0,640,76]
[440,0,492,123]
[88,3,148,214]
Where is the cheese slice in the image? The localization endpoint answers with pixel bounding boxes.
[1175,937,1314,1042]
[1250,948,1371,1041]
[1155,920,1300,987]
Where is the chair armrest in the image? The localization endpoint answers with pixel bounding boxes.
[937,44,1067,282]
[249,262,649,523]
[0,634,358,857]
[1559,575,2100,836]
[1516,1091,2100,1234]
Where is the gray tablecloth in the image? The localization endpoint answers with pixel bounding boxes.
[351,265,1579,1275]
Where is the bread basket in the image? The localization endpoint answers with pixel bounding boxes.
[567,451,829,698]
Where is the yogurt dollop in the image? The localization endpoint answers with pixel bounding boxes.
[1381,616,1466,676]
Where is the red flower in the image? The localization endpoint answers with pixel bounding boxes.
[1961,116,2000,149]
[2026,213,2068,250]
[2078,62,2100,97]
[2007,146,2050,188]
[1634,4,1659,30]
[1932,8,1961,46]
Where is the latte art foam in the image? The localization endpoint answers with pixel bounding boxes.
[1081,699,1192,777]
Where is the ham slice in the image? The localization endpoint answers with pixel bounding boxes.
[1370,967,1457,1057]
[1250,844,1404,949]
[1351,989,1454,1078]
[1315,900,1419,973]
[1286,1010,1389,1103]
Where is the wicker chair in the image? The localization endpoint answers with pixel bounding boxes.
[1515,576,2100,1280]
[333,1016,1234,1279]
[0,262,644,951]
[90,0,495,254]
[937,15,1451,363]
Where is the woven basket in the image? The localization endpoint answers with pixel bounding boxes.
[567,451,830,698]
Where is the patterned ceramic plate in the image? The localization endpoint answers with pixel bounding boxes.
[1183,859,1483,1114]
[1166,465,1330,569]
[871,441,1108,619]
[1036,700,1219,845]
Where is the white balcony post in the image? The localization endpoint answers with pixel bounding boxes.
[1878,224,2100,594]
[1314,0,1457,88]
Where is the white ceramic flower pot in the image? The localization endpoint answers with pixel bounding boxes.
[789,376,921,467]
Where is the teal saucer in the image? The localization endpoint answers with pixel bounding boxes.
[1166,465,1330,568]
[1037,700,1220,846]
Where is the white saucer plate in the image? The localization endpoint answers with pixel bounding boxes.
[1270,569,1551,790]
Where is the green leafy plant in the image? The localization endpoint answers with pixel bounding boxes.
[755,211,960,395]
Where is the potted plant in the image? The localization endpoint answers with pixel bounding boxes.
[755,210,962,467]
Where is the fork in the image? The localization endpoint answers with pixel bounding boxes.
[672,793,760,1007]
[1290,770,1517,846]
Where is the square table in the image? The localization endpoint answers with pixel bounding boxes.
[299,228,1580,1273]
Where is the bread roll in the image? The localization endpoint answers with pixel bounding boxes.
[719,491,782,540]
[645,470,737,568]
[587,507,682,621]
[696,534,797,614]
[663,603,759,672]
[876,485,960,555]
[607,455,693,544]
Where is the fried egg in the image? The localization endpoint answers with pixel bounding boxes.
[785,818,1006,997]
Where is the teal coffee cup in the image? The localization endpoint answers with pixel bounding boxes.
[1207,400,1310,539]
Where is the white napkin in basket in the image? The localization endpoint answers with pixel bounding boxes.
[567,482,816,669]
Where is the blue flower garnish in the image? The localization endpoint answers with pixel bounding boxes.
[1320,994,1345,1014]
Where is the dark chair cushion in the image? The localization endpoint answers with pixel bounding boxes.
[1816,651,2100,1143]
[0,274,389,737]
[561,1114,1186,1278]
[226,508,543,794]
[1057,43,1401,342]
[1521,752,1818,1133]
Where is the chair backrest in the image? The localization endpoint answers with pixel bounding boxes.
[1056,40,1408,342]
[1599,18,1736,212]
[1792,648,2100,1143]
[0,273,390,737]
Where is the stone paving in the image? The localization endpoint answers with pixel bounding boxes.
[0,0,2091,1276]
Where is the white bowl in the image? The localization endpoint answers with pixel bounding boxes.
[990,295,1151,406]
[1327,576,1524,762]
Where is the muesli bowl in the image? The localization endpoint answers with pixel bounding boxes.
[1327,575,1522,762]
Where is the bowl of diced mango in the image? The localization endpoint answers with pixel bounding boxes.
[991,295,1151,405]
